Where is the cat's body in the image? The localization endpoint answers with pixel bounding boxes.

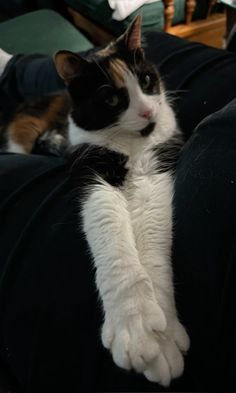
[0,16,189,385]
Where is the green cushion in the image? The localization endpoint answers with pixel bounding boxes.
[65,0,164,35]
[0,9,93,55]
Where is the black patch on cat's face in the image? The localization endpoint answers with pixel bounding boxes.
[68,47,161,133]
[68,58,129,131]
[117,47,161,96]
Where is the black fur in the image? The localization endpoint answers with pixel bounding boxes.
[141,122,156,137]
[153,134,184,174]
[69,57,129,131]
[67,144,128,188]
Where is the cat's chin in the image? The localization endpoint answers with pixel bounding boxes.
[140,122,156,137]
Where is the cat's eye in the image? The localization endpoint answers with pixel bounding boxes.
[105,94,119,107]
[142,74,151,90]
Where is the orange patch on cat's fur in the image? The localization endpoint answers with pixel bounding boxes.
[108,58,127,88]
[8,95,70,153]
[97,44,116,57]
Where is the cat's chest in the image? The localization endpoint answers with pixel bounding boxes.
[69,143,156,188]
[125,149,157,183]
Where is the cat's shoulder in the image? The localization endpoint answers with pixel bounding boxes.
[67,143,129,187]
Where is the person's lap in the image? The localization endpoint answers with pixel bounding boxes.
[1,31,236,392]
[173,100,236,391]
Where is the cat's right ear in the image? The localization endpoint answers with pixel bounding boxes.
[53,50,87,84]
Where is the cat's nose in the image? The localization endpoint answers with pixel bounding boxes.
[139,109,152,120]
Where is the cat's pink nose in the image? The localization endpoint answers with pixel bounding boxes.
[139,109,152,120]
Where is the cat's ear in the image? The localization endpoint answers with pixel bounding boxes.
[117,15,142,51]
[53,50,87,83]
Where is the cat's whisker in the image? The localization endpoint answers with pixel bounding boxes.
[167,89,188,94]
[165,89,189,104]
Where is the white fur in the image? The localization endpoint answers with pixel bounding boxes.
[0,48,13,76]
[72,74,190,385]
[119,70,158,132]
[7,140,26,154]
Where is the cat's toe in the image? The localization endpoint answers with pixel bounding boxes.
[144,302,167,333]
[112,320,160,372]
[144,352,171,386]
[101,317,115,349]
[160,337,184,379]
[143,334,185,386]
[143,316,190,386]
[172,319,190,353]
[111,328,132,370]
[106,302,165,373]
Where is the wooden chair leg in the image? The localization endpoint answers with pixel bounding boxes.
[186,0,197,25]
[208,0,218,17]
[163,0,175,31]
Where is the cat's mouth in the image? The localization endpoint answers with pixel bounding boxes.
[140,122,156,137]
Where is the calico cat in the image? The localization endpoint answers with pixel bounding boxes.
[0,50,69,154]
[1,16,190,385]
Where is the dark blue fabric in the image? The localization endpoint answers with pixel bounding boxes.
[0,54,65,101]
[1,32,236,392]
[173,99,236,391]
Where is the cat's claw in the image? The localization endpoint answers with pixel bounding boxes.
[102,300,167,373]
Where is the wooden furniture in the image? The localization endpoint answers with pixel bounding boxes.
[169,13,225,48]
[68,1,226,48]
[165,0,226,48]
[164,0,175,30]
[163,0,197,30]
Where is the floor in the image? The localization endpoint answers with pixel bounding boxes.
[169,13,226,48]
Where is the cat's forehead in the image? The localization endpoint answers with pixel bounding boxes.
[89,52,129,89]
[107,57,128,88]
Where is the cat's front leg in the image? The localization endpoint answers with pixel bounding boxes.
[81,180,167,374]
[129,171,190,386]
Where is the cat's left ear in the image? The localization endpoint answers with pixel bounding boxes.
[117,15,142,51]
[53,50,87,84]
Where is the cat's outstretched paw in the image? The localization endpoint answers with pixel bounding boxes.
[102,300,167,372]
[144,319,190,386]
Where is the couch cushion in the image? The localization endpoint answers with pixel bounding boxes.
[0,9,93,55]
[65,0,164,35]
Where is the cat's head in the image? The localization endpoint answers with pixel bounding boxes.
[54,16,163,138]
